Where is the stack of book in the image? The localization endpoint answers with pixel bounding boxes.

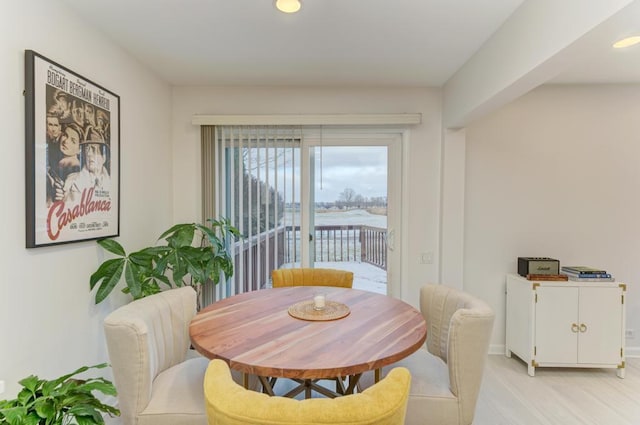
[525,274,568,281]
[560,266,615,282]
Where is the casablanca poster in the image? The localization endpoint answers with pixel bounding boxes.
[25,50,120,247]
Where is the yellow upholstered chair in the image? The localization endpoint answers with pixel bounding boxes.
[204,359,411,425]
[271,268,354,288]
[360,284,494,425]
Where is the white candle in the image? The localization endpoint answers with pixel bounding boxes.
[314,294,326,310]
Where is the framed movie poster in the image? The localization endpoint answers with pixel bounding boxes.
[25,50,120,248]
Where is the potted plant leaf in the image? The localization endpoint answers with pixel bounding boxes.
[0,363,119,425]
[90,218,241,307]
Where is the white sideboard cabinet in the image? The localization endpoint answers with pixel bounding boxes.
[505,273,626,378]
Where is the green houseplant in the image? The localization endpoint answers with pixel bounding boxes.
[90,218,241,305]
[0,363,119,425]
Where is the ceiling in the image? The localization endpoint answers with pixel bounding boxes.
[60,0,640,87]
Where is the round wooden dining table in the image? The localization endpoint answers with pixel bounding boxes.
[189,286,426,397]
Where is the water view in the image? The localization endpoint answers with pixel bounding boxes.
[315,208,387,227]
[281,207,387,228]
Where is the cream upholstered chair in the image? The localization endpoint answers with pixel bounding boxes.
[204,359,411,425]
[271,268,354,288]
[362,284,494,425]
[103,286,209,425]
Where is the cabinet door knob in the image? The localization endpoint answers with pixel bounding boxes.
[579,323,587,333]
[571,323,579,333]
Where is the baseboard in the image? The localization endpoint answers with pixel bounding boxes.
[489,344,506,356]
[490,344,640,358]
[625,346,640,358]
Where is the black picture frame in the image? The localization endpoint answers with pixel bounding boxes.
[25,50,120,248]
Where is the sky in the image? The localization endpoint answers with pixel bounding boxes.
[243,144,388,204]
[312,146,387,203]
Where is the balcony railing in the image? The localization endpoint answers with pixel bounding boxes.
[209,225,387,299]
[360,225,387,270]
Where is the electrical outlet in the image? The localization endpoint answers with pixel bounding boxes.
[625,329,635,339]
[0,380,5,395]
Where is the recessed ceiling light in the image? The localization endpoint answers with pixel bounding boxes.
[613,36,640,49]
[275,0,301,13]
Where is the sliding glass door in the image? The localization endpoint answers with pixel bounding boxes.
[213,127,402,299]
[307,143,398,294]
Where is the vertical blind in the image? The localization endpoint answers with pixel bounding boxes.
[202,126,302,304]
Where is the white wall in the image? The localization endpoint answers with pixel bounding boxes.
[5,3,636,404]
[442,0,634,128]
[0,1,173,397]
[465,84,640,353]
[171,86,444,306]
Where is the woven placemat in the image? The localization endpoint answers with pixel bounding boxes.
[288,300,350,321]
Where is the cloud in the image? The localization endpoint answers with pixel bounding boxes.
[314,146,387,202]
[248,145,388,203]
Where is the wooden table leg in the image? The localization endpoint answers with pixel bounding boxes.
[258,376,275,396]
[345,373,362,394]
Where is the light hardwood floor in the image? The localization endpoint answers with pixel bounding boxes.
[105,355,640,424]
[473,355,640,425]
